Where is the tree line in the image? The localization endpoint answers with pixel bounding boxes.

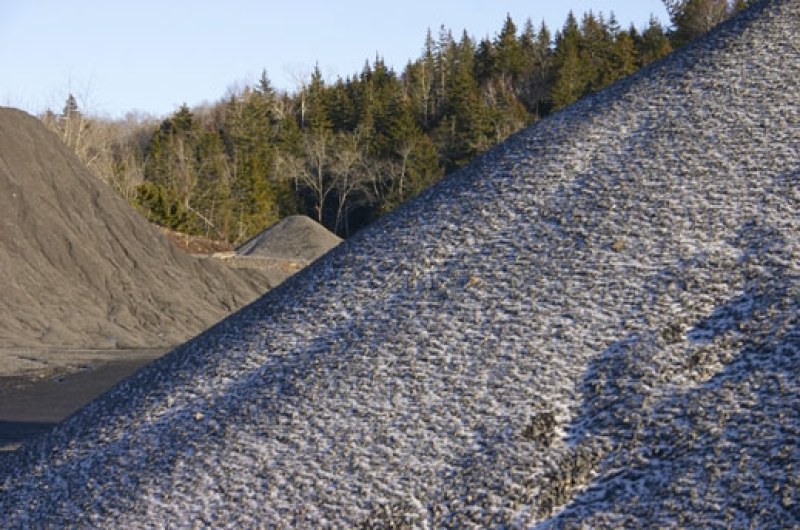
[43,0,755,243]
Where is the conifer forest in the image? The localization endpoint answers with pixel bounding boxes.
[44,2,753,242]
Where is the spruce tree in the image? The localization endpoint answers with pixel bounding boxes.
[604,30,638,85]
[495,14,525,82]
[638,16,672,64]
[551,12,586,110]
[664,0,730,47]
[62,93,79,118]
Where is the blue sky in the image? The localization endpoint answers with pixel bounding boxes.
[1,1,669,118]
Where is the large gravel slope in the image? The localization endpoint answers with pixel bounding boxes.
[1,1,798,527]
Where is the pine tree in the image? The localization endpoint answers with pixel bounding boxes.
[551,12,586,110]
[305,65,332,133]
[518,18,539,89]
[432,25,456,122]
[435,32,491,169]
[495,14,525,82]
[579,11,613,92]
[521,20,554,117]
[62,93,79,118]
[110,5,682,243]
[604,29,638,85]
[474,38,496,85]
[224,88,282,242]
[638,16,672,64]
[664,0,730,46]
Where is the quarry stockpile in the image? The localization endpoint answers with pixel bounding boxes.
[0,108,271,349]
[1,1,798,527]
[225,214,342,286]
[236,214,342,262]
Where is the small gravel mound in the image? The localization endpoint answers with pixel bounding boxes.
[236,214,342,262]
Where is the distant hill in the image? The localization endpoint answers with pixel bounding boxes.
[1,1,798,527]
[0,108,271,349]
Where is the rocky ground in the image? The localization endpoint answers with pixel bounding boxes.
[0,1,798,527]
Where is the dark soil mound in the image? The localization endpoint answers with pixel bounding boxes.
[236,215,341,262]
[0,108,270,349]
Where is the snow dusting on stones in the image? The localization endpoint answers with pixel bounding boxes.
[1,1,798,527]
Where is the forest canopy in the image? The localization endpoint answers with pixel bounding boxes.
[42,1,755,243]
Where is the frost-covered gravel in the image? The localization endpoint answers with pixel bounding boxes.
[1,1,799,527]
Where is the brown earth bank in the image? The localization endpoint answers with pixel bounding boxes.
[159,226,234,255]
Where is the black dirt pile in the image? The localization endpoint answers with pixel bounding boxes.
[1,1,798,528]
[0,108,270,349]
[236,214,341,262]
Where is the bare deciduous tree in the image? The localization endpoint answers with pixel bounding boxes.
[331,131,371,235]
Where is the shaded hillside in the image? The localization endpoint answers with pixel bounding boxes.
[0,108,271,349]
[1,1,798,527]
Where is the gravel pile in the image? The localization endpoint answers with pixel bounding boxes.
[1,1,798,527]
[0,109,271,349]
[236,214,342,262]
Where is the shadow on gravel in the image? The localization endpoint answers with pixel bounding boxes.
[0,421,58,445]
[535,222,799,525]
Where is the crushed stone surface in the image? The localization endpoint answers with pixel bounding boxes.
[1,1,798,527]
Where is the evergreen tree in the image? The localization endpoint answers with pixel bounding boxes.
[520,18,537,63]
[432,25,456,122]
[638,16,672,64]
[62,93,79,118]
[579,11,613,92]
[305,65,332,132]
[604,29,638,85]
[102,6,679,242]
[415,29,437,127]
[434,31,491,169]
[664,0,730,46]
[224,88,282,242]
[473,38,496,85]
[521,20,554,117]
[257,69,275,100]
[494,14,525,82]
[551,12,586,110]
[328,77,358,132]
